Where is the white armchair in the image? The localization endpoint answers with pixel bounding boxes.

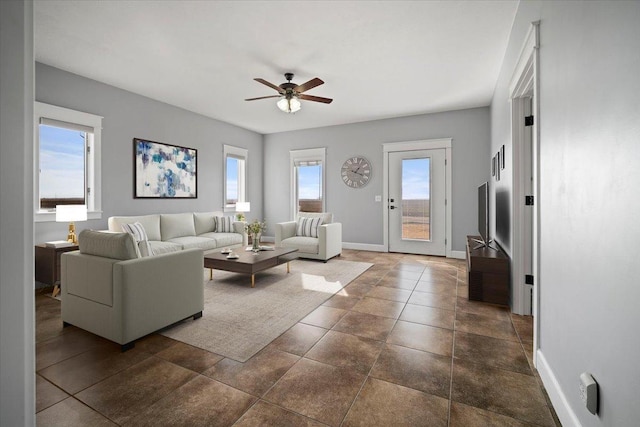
[61,230,204,351]
[275,212,342,262]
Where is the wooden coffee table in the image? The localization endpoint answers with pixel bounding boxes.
[203,247,299,287]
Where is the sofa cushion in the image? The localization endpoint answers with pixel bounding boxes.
[214,216,234,232]
[200,232,243,247]
[298,212,332,224]
[149,241,183,255]
[167,236,218,251]
[108,214,161,241]
[121,222,153,257]
[193,211,223,235]
[161,213,196,240]
[280,236,319,254]
[296,216,323,238]
[78,230,140,260]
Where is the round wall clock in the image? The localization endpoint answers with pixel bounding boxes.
[340,156,371,188]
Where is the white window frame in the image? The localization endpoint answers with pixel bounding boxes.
[290,147,326,219]
[223,144,248,212]
[34,102,102,222]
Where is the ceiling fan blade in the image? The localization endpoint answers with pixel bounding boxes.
[245,95,281,101]
[294,78,324,94]
[299,94,333,104]
[254,78,284,93]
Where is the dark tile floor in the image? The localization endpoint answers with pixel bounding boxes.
[35,250,561,426]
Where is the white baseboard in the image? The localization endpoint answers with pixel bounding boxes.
[261,238,465,258]
[536,350,582,427]
[341,242,386,252]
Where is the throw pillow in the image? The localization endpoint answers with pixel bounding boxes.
[296,216,323,238]
[214,216,233,233]
[122,222,153,257]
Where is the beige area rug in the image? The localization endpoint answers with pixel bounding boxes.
[161,258,372,362]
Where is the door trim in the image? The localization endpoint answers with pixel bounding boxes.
[382,138,452,257]
[509,21,540,361]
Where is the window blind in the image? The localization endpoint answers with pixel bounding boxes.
[294,160,322,167]
[40,117,94,134]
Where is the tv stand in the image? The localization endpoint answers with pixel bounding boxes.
[466,236,510,306]
[470,238,498,251]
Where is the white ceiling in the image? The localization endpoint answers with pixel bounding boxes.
[35,1,518,135]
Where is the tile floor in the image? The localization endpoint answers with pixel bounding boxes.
[35,250,560,426]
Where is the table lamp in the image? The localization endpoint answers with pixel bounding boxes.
[235,202,250,221]
[56,205,87,244]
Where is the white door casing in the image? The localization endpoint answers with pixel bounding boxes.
[509,22,540,362]
[383,138,452,257]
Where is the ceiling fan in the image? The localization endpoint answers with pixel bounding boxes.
[245,73,333,113]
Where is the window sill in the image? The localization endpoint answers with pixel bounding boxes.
[34,210,102,223]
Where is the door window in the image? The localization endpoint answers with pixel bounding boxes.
[401,157,430,241]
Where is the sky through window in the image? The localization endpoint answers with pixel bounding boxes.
[39,125,85,199]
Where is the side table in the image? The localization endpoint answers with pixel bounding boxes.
[35,243,79,297]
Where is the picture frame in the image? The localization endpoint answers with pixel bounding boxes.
[134,138,197,198]
[492,155,496,176]
[496,151,501,181]
[500,145,505,169]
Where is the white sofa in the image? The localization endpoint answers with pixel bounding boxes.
[61,230,204,350]
[108,211,248,255]
[275,212,342,261]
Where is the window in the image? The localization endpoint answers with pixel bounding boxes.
[34,102,102,222]
[290,147,326,217]
[223,145,247,210]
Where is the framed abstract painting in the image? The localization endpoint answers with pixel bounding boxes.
[134,138,197,198]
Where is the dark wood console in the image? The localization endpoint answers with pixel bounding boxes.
[466,236,510,306]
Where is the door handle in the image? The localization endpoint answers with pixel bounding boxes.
[389,206,396,210]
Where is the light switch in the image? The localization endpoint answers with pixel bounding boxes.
[375,195,382,202]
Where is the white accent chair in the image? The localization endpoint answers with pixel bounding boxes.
[61,230,204,351]
[275,212,342,262]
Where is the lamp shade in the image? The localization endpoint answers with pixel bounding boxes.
[56,205,87,222]
[235,202,250,213]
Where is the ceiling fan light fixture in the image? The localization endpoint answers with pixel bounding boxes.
[277,96,301,113]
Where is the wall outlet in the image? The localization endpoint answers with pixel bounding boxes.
[579,372,598,415]
[375,195,382,202]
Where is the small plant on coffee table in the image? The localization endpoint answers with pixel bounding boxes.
[245,220,267,252]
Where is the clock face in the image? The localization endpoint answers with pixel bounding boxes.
[341,156,371,188]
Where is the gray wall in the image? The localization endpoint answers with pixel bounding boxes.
[263,107,490,252]
[0,0,35,424]
[492,1,640,425]
[35,63,264,243]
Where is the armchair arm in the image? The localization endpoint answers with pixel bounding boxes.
[233,221,248,246]
[318,222,342,260]
[275,221,297,246]
[113,248,204,343]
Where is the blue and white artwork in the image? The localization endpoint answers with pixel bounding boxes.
[134,138,197,198]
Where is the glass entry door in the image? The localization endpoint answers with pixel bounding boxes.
[388,149,446,255]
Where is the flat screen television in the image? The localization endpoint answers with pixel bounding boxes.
[474,182,493,249]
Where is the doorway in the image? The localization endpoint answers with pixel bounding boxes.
[383,139,452,257]
[509,21,540,362]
